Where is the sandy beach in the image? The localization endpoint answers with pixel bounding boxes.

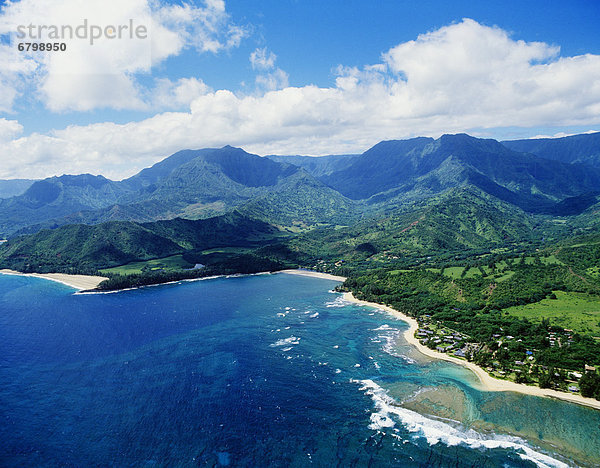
[0,269,108,291]
[279,269,347,282]
[341,291,600,411]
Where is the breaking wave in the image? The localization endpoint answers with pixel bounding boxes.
[352,379,568,468]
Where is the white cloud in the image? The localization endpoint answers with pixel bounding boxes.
[250,47,276,70]
[150,77,211,109]
[0,18,600,179]
[0,0,246,112]
[0,118,23,141]
[530,130,599,139]
[0,42,38,112]
[255,68,289,92]
[249,47,288,91]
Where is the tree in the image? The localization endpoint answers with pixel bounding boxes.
[579,372,600,399]
[538,371,552,389]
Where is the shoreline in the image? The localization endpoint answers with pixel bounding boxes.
[0,269,108,291]
[342,291,600,411]
[2,265,599,409]
[278,269,347,282]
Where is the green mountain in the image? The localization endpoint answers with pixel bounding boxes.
[0,212,282,272]
[0,146,358,236]
[0,174,135,236]
[503,132,600,167]
[321,134,600,214]
[266,153,359,177]
[0,179,36,199]
[3,132,600,277]
[272,187,543,267]
[122,149,215,189]
[0,221,182,271]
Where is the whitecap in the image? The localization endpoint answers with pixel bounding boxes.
[325,296,350,308]
[352,379,568,468]
[270,336,300,347]
[371,324,394,331]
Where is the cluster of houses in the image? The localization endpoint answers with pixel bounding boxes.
[548,329,575,347]
[415,315,477,359]
[414,319,596,395]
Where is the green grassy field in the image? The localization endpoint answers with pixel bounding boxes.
[443,266,465,278]
[437,254,561,283]
[464,267,481,278]
[540,254,563,265]
[101,254,194,275]
[494,270,515,282]
[504,290,600,336]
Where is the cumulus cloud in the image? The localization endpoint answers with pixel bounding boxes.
[150,77,211,110]
[0,118,23,141]
[0,0,246,112]
[0,18,599,179]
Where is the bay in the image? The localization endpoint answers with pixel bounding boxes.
[0,272,598,467]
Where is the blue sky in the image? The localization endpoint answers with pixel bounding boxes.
[0,0,599,179]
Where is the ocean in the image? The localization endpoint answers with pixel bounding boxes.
[0,272,598,467]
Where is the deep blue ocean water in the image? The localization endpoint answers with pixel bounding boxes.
[1,272,599,467]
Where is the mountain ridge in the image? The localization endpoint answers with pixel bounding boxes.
[1,132,599,239]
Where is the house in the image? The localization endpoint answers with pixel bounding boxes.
[454,349,466,358]
[568,385,579,393]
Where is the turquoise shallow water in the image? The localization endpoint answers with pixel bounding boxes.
[0,272,598,467]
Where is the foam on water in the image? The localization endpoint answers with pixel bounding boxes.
[371,324,394,331]
[270,336,301,347]
[353,379,568,468]
[325,296,350,308]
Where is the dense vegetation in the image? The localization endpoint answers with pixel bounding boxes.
[0,212,284,272]
[96,254,287,291]
[340,240,600,396]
